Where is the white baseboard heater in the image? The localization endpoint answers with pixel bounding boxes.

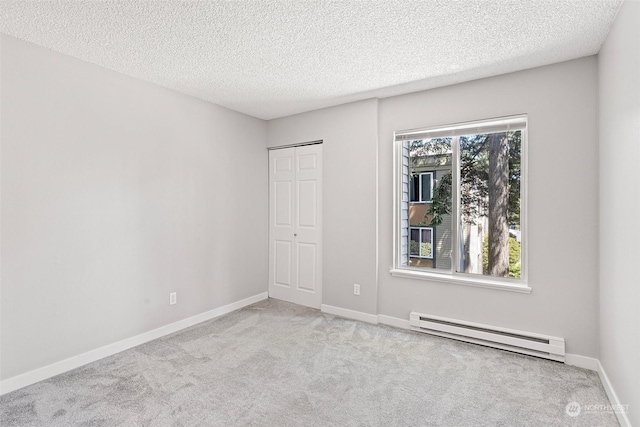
[409,312,565,362]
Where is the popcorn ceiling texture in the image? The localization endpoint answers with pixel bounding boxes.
[0,1,622,120]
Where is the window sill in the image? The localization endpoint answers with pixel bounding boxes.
[389,268,532,294]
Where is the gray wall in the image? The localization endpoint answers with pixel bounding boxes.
[598,1,640,424]
[378,57,600,357]
[266,58,600,358]
[0,35,268,380]
[267,99,379,315]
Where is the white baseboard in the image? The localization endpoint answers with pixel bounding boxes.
[320,305,410,330]
[597,360,631,427]
[565,353,599,371]
[321,304,378,324]
[8,297,628,427]
[524,354,630,426]
[377,314,410,330]
[0,291,268,396]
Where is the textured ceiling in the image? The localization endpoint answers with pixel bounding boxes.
[0,1,622,120]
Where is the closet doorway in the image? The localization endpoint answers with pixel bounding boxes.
[268,143,323,309]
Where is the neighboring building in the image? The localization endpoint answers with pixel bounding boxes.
[406,145,486,275]
[405,146,453,271]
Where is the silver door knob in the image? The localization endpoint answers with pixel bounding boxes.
[294,233,297,237]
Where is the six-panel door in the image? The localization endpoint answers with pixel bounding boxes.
[268,144,322,309]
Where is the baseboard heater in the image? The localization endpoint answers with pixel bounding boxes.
[409,312,565,362]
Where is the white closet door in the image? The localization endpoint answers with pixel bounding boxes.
[268,144,322,309]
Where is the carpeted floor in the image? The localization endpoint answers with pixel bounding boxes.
[1,298,619,426]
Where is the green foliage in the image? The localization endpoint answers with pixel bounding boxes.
[459,131,521,225]
[459,134,489,223]
[410,240,433,258]
[483,237,521,278]
[429,172,452,227]
[412,131,521,228]
[408,138,453,227]
[507,132,521,226]
[408,138,452,160]
[508,237,521,278]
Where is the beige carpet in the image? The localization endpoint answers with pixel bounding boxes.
[0,298,619,426]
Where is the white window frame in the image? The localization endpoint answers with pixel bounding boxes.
[409,226,434,259]
[391,115,531,293]
[410,172,434,203]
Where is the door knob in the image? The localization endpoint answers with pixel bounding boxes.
[294,233,297,237]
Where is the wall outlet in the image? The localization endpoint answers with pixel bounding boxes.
[169,292,177,305]
[353,284,360,296]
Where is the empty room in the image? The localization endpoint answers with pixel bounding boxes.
[0,1,638,426]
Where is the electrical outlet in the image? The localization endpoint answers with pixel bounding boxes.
[169,292,177,305]
[353,284,360,296]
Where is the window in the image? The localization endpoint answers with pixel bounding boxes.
[393,115,528,291]
[410,227,434,259]
[410,172,433,203]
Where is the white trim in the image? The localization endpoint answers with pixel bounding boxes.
[389,268,532,293]
[547,355,630,426]
[321,304,378,324]
[377,314,410,330]
[409,226,434,259]
[597,360,632,427]
[395,114,528,140]
[267,140,323,150]
[393,115,529,288]
[321,306,411,329]
[0,292,268,396]
[565,353,599,371]
[410,171,434,203]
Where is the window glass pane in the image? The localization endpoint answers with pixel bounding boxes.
[420,229,433,258]
[458,131,522,279]
[407,138,452,270]
[409,229,420,256]
[421,173,432,202]
[410,175,418,202]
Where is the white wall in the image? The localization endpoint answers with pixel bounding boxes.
[378,58,600,357]
[267,99,379,315]
[598,1,640,424]
[0,35,268,381]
